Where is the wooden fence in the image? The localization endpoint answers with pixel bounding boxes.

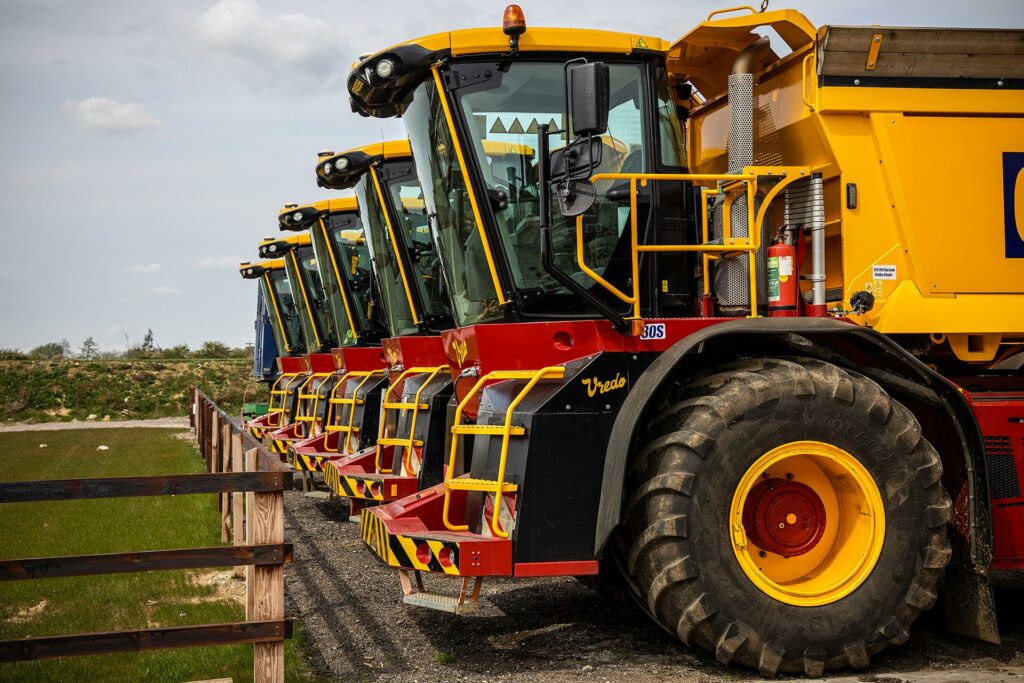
[0,389,293,683]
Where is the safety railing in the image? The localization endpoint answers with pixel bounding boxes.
[373,366,449,475]
[325,369,386,454]
[442,367,565,539]
[264,371,306,431]
[575,165,810,323]
[289,371,335,439]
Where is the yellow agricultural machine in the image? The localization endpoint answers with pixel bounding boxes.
[277,197,393,475]
[308,140,457,517]
[252,232,339,455]
[339,5,1024,675]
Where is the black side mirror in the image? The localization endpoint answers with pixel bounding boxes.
[569,62,609,137]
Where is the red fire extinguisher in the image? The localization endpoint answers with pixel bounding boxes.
[768,239,798,317]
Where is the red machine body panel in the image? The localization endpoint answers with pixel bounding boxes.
[969,392,1024,570]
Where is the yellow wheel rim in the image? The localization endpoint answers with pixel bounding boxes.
[728,440,885,607]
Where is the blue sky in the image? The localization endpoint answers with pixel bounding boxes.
[0,0,1019,352]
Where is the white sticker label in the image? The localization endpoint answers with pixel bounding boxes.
[640,323,666,340]
[872,265,897,280]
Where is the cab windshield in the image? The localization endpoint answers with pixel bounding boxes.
[310,212,372,347]
[380,160,450,323]
[263,270,303,355]
[286,246,336,353]
[355,171,419,337]
[404,58,682,326]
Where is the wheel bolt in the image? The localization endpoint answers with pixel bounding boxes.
[759,550,767,558]
[762,472,770,479]
[786,472,794,480]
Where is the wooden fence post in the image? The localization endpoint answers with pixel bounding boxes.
[232,434,245,579]
[220,424,232,543]
[210,412,219,478]
[251,483,285,683]
[245,447,258,621]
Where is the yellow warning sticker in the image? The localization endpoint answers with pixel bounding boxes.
[635,37,649,49]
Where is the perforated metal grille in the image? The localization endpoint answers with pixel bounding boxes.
[713,73,768,311]
[984,436,1021,500]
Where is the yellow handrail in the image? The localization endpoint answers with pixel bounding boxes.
[441,367,565,539]
[317,216,359,342]
[573,166,809,323]
[707,5,756,21]
[802,52,816,112]
[374,366,449,473]
[327,369,386,454]
[400,366,449,476]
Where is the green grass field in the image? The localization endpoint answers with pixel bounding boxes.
[0,428,315,682]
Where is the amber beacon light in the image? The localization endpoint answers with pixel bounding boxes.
[502,4,526,50]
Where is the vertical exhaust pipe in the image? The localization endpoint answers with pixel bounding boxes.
[713,37,772,314]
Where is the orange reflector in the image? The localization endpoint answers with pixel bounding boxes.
[630,319,645,337]
[502,4,526,35]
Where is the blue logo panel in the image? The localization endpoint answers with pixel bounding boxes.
[1004,152,1024,258]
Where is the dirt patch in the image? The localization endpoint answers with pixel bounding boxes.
[281,489,1024,683]
[6,599,48,624]
[185,569,246,605]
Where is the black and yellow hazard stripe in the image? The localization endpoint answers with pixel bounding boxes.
[323,466,386,501]
[359,509,462,575]
[290,452,329,472]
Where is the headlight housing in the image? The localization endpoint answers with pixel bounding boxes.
[375,58,396,79]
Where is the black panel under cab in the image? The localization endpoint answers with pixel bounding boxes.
[511,410,613,563]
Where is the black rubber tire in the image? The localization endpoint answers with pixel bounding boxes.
[618,357,951,677]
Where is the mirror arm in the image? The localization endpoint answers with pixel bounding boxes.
[536,123,627,332]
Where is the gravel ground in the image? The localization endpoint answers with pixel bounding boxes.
[283,489,1024,683]
[0,416,190,432]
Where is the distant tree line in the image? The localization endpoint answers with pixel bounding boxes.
[1,329,250,361]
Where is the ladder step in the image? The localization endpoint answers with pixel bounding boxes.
[445,478,518,492]
[378,437,424,447]
[402,591,480,615]
[383,402,429,410]
[329,398,364,405]
[325,425,358,433]
[451,424,526,436]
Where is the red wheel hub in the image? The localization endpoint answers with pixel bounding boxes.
[742,478,826,557]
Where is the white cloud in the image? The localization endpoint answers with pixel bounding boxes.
[149,286,181,295]
[128,263,162,274]
[61,97,161,135]
[194,0,342,87]
[194,255,245,270]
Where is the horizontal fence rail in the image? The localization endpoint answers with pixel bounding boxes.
[0,471,291,503]
[0,620,293,663]
[0,543,293,581]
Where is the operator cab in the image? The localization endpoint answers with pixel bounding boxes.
[347,18,697,328]
[316,141,453,336]
[239,259,305,358]
[278,197,388,347]
[259,233,337,354]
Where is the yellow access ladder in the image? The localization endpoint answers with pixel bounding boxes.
[291,372,334,438]
[325,369,386,454]
[267,372,302,426]
[441,367,565,539]
[373,366,449,475]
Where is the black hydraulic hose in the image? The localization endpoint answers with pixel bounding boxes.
[537,123,628,332]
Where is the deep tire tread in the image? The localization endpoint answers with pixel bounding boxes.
[619,357,951,676]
